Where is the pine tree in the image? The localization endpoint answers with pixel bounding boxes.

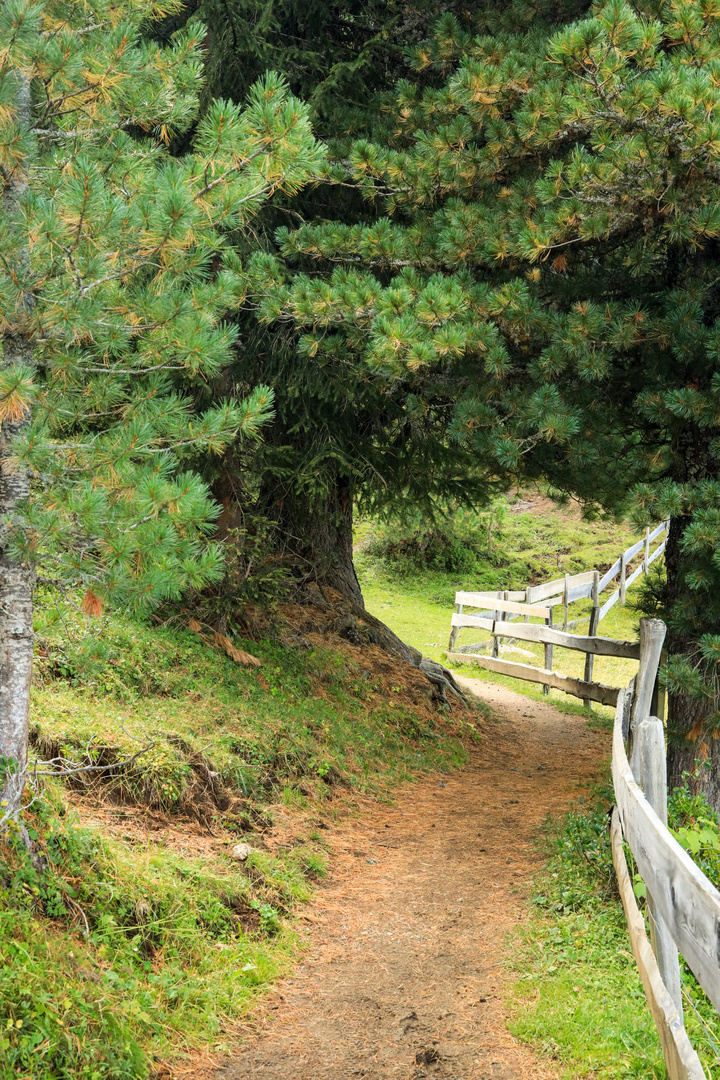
[158,0,501,623]
[0,0,324,821]
[252,0,720,805]
[153,0,468,134]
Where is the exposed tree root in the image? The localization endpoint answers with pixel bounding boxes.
[295,586,468,707]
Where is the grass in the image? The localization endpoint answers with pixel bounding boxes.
[1,591,477,1080]
[2,807,301,1078]
[508,783,667,1079]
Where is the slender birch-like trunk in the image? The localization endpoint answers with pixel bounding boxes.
[0,74,35,818]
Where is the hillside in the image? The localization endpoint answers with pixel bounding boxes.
[356,491,642,695]
[2,588,479,1078]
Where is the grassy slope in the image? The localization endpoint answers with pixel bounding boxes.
[1,601,476,1080]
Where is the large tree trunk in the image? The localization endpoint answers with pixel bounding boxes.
[257,468,466,698]
[264,470,364,609]
[0,74,34,819]
[666,690,720,805]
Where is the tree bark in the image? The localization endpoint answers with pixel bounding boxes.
[0,74,35,818]
[666,693,720,805]
[663,505,720,806]
[257,469,467,700]
[663,514,717,800]
[264,470,365,609]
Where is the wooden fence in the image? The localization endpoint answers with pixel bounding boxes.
[611,618,720,1079]
[447,520,668,707]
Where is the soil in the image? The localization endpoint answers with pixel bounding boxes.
[204,678,609,1080]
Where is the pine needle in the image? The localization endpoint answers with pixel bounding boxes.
[82,589,103,617]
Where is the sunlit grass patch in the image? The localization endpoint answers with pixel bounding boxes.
[358,506,645,723]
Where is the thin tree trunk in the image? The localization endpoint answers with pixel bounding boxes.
[0,74,34,817]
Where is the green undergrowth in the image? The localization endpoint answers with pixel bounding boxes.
[356,495,635,590]
[509,772,720,1079]
[1,593,478,1080]
[2,797,302,1079]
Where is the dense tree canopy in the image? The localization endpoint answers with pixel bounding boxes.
[6,0,720,809]
[244,0,720,797]
[166,0,510,608]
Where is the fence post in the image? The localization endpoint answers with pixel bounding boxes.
[583,570,601,708]
[543,606,553,696]
[620,550,628,606]
[644,526,650,575]
[631,714,684,1020]
[492,591,504,659]
[448,602,462,651]
[631,618,667,736]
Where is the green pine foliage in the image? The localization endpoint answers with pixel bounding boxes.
[150,0,513,560]
[0,0,325,613]
[250,0,720,750]
[153,0,473,134]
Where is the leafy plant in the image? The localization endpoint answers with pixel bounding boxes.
[669,781,720,887]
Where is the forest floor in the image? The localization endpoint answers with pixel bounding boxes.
[203,677,609,1080]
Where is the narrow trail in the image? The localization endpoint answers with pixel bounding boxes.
[215,680,609,1080]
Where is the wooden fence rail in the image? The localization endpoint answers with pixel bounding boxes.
[447,520,669,707]
[614,713,720,1014]
[447,653,621,706]
[488,621,640,658]
[610,808,705,1080]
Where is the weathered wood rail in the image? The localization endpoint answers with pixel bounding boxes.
[447,520,668,708]
[611,808,705,1080]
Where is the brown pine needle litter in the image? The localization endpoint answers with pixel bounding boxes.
[187,618,262,667]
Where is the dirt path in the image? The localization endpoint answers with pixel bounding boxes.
[214,680,609,1080]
